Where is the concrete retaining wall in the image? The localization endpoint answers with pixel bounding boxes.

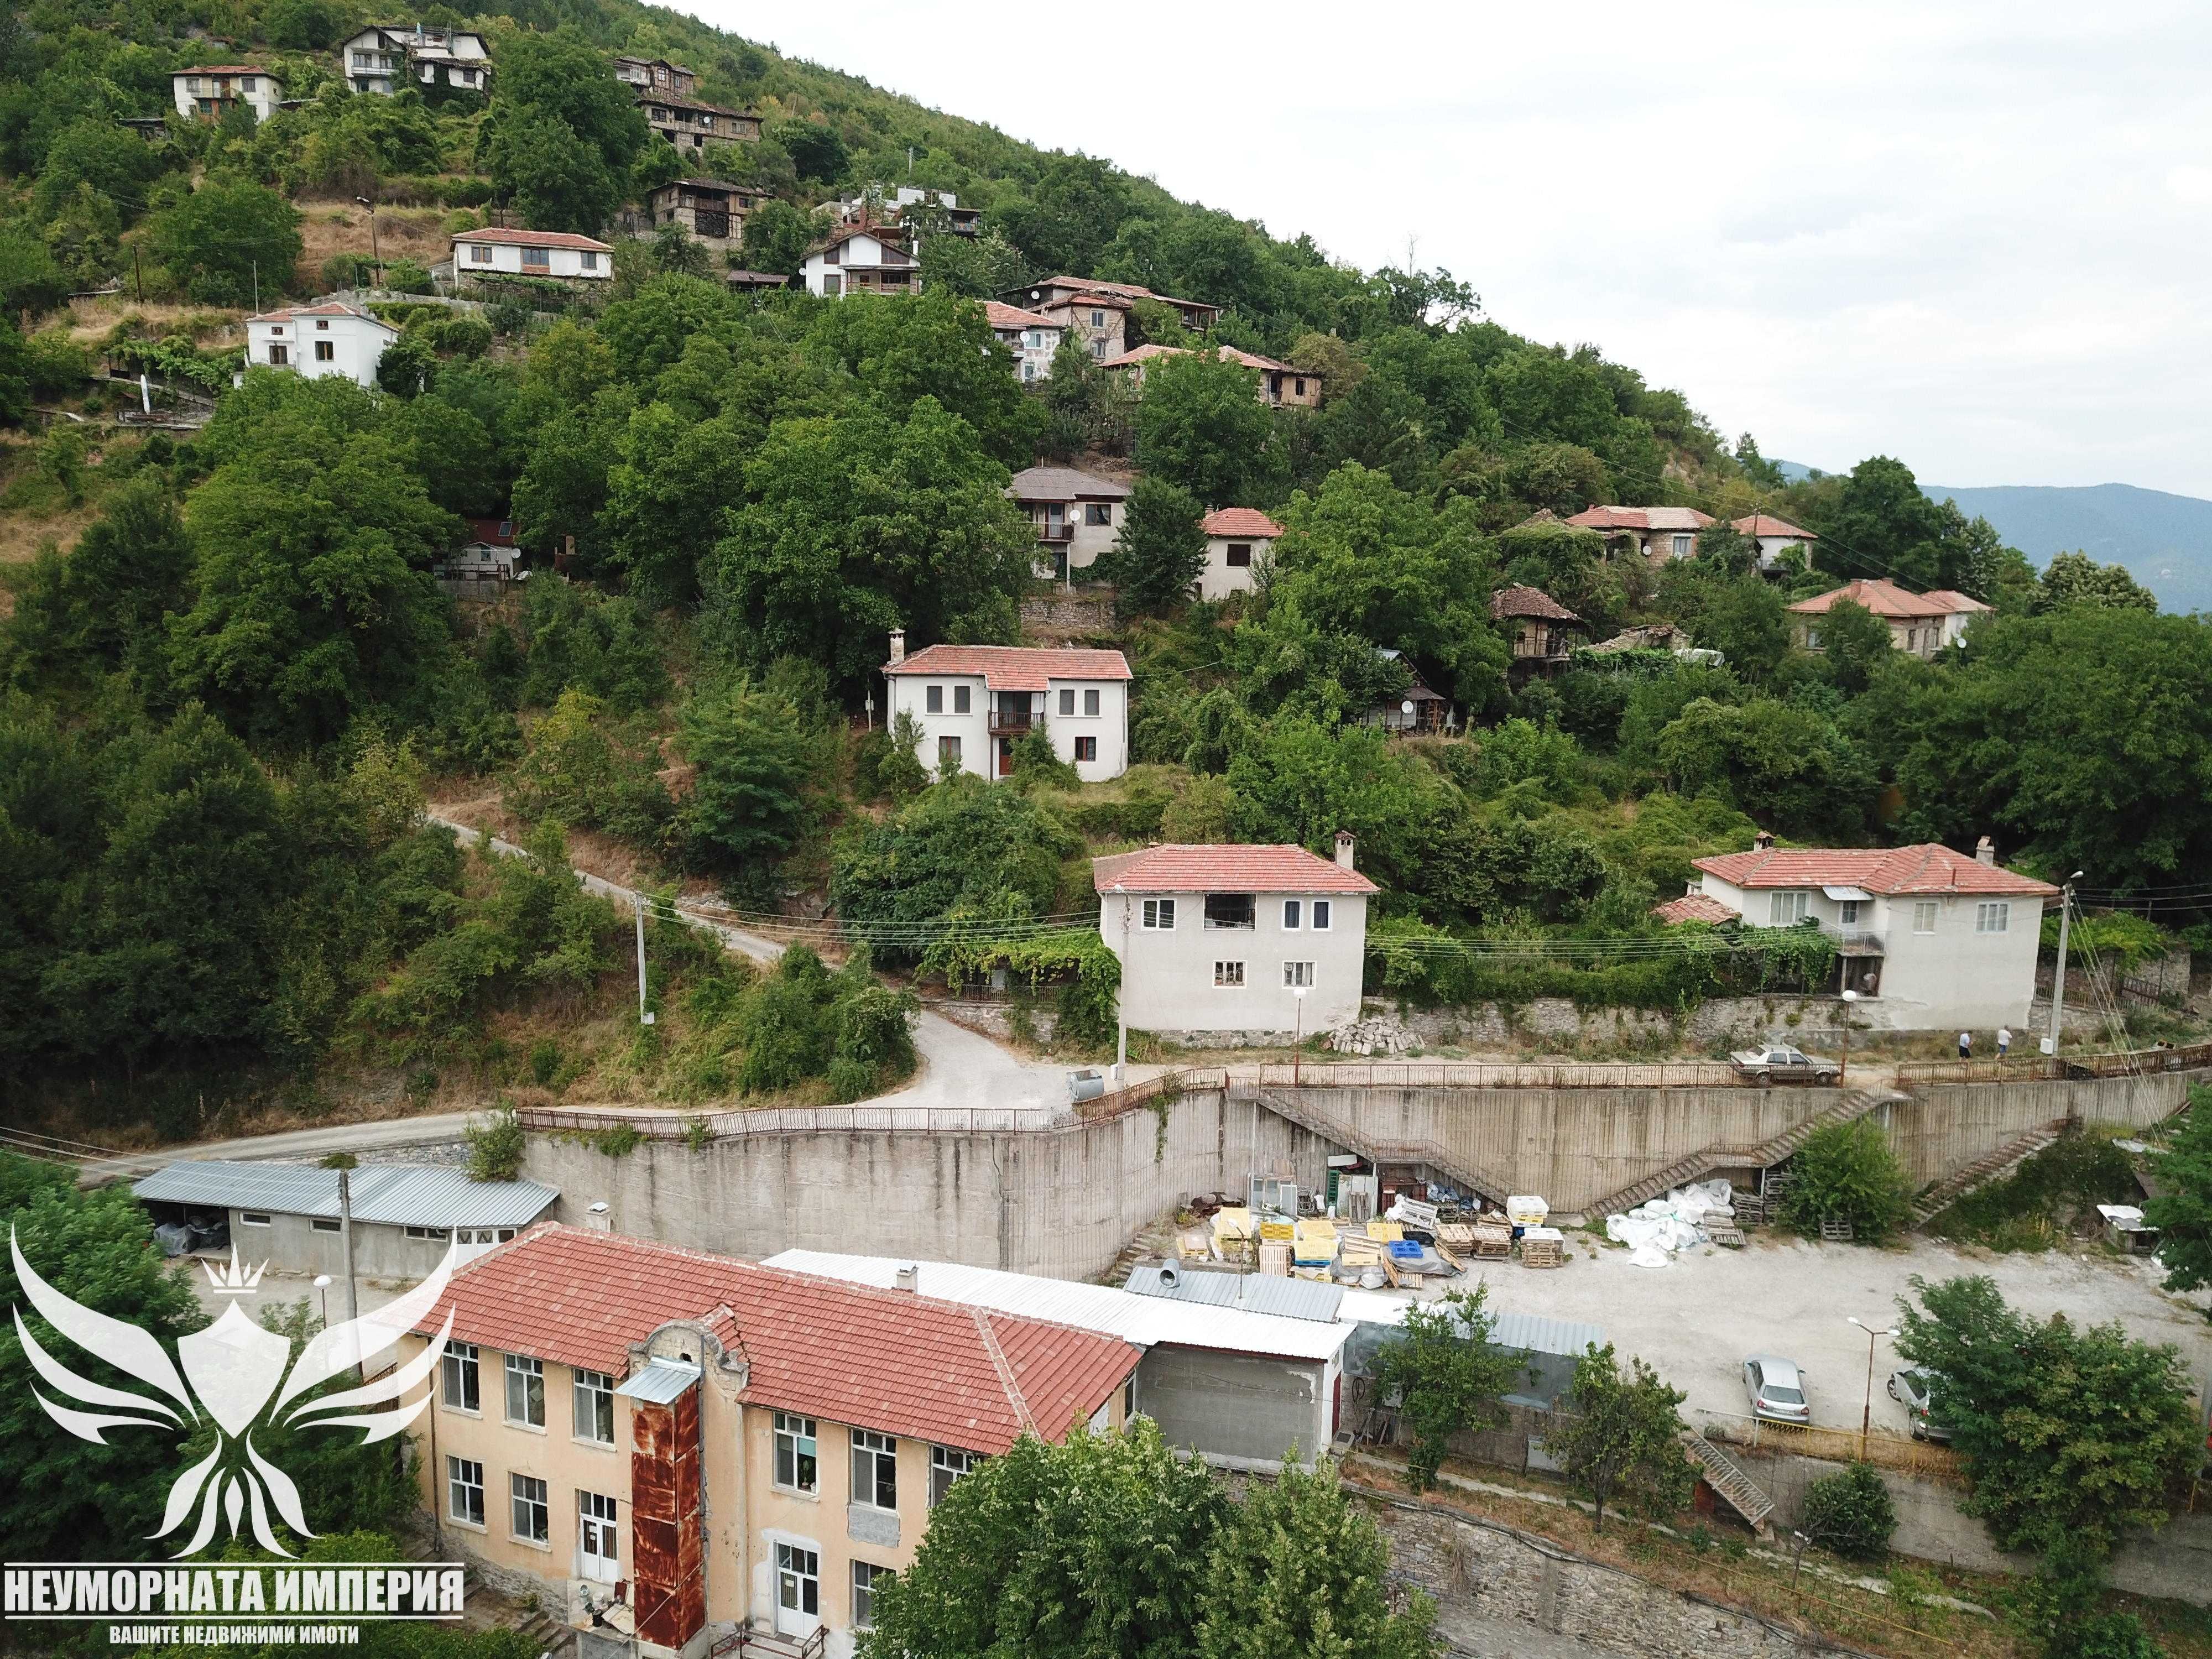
[1892,1072,2194,1188]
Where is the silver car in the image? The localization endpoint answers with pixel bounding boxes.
[1887,1365,1953,1443]
[1729,1045,1840,1084]
[1743,1354,1812,1425]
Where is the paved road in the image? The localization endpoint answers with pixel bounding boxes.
[79,1112,486,1185]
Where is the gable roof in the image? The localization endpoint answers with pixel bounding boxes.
[984,300,1058,331]
[411,1225,1138,1454]
[1787,578,1991,619]
[177,64,278,77]
[886,644,1131,690]
[1097,343,1297,374]
[1006,465,1129,503]
[1490,583,1580,622]
[1031,277,1218,314]
[1200,508,1283,538]
[808,226,916,265]
[1652,892,1740,925]
[451,227,611,252]
[1731,513,1817,539]
[1565,505,1714,533]
[652,177,760,196]
[247,301,398,332]
[1092,844,1378,896]
[1693,843,2058,898]
[134,1160,556,1229]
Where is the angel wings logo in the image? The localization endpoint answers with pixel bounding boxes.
[9,1227,458,1559]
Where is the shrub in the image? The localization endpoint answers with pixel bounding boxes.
[424,312,494,358]
[1778,1116,1913,1242]
[383,258,434,295]
[465,1103,525,1182]
[1800,1463,1896,1561]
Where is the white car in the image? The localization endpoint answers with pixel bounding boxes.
[1743,1354,1812,1425]
[1729,1045,1839,1084]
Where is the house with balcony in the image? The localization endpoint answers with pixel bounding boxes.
[801,227,918,298]
[1094,837,1378,1039]
[244,301,398,388]
[1197,507,1281,599]
[1009,276,1222,335]
[1788,578,1991,659]
[400,1225,1140,1659]
[1564,505,1715,564]
[451,227,613,284]
[339,24,491,96]
[1006,465,1128,582]
[984,301,1063,382]
[1362,649,1452,734]
[640,91,760,150]
[170,65,284,122]
[1490,583,1583,681]
[1656,832,2059,1028]
[1731,512,1818,572]
[612,55,697,96]
[1099,343,1322,408]
[630,178,765,255]
[881,634,1130,782]
[828,187,981,239]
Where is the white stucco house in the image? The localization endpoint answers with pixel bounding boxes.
[883,634,1130,782]
[170,65,284,122]
[1006,465,1129,583]
[1788,578,1991,660]
[1655,833,2059,1030]
[984,301,1063,383]
[339,24,491,96]
[451,227,612,283]
[801,227,918,298]
[1095,837,1377,1039]
[1196,507,1282,600]
[245,302,399,387]
[1731,512,1818,572]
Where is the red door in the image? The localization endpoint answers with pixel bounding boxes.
[997,738,1014,777]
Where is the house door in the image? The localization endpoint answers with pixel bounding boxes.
[578,1491,618,1582]
[774,1542,820,1638]
[996,738,1015,778]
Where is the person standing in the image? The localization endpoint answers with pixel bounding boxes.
[1958,1030,1973,1061]
[1997,1026,2012,1058]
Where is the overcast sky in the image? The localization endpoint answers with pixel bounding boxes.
[682,0,2212,498]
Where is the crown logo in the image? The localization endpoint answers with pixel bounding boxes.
[201,1244,268,1293]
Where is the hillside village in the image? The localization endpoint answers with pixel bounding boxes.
[2,8,2211,1659]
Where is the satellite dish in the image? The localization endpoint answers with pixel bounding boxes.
[1401,700,1415,715]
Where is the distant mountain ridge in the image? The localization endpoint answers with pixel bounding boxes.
[1774,465,2212,612]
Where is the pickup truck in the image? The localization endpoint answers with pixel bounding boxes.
[1729,1045,1839,1084]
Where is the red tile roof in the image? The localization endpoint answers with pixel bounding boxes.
[984,300,1057,330]
[1693,843,2058,898]
[1653,893,1739,925]
[1730,513,1817,540]
[1034,278,1217,313]
[413,1225,1138,1454]
[1490,584,1580,622]
[248,302,393,327]
[886,644,1131,690]
[1098,343,1297,374]
[1786,579,1990,619]
[1098,342,1187,369]
[1093,844,1379,896]
[451,227,613,252]
[178,64,275,76]
[1566,505,1714,533]
[1199,508,1283,538]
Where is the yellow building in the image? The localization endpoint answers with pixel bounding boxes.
[400,1225,1139,1658]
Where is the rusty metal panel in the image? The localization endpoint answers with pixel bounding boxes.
[628,1383,705,1651]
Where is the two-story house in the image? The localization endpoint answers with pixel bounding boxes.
[632,178,764,255]
[1006,465,1128,582]
[1564,505,1716,564]
[1196,508,1281,600]
[1490,583,1583,681]
[882,635,1131,782]
[1094,837,1378,1038]
[245,301,399,388]
[1009,276,1222,336]
[984,301,1063,382]
[1731,512,1818,572]
[801,227,918,298]
[1788,578,1991,659]
[1657,832,2058,1027]
[170,65,284,122]
[827,187,982,239]
[452,227,613,284]
[339,24,491,96]
[612,55,697,96]
[1098,343,1322,408]
[403,1225,1139,1659]
[639,91,761,150]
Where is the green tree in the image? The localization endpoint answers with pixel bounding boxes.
[2038,550,2158,613]
[830,778,1074,962]
[772,117,849,185]
[1777,1117,1912,1242]
[805,290,1041,463]
[1542,1343,1693,1533]
[1656,696,1876,841]
[1136,348,1281,507]
[1100,476,1206,617]
[148,177,304,306]
[1799,1463,1897,1561]
[1805,456,1952,589]
[990,152,1132,278]
[737,199,815,276]
[676,680,816,874]
[2143,1086,2212,1311]
[505,687,671,844]
[1817,598,1892,696]
[482,30,650,233]
[1370,1285,1520,1491]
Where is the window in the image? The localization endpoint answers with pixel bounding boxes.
[1086,504,1112,526]
[1768,891,1809,925]
[505,1354,545,1427]
[1906,628,1919,652]
[311,1216,341,1233]
[1671,534,1693,557]
[442,1342,479,1412]
[1312,900,1332,931]
[851,1428,897,1510]
[927,1444,976,1506]
[1059,688,1075,716]
[776,1543,818,1619]
[267,345,288,366]
[1284,961,1315,988]
[774,1412,818,1494]
[1214,961,1246,987]
[1204,893,1256,930]
[405,1225,448,1241]
[953,685,972,714]
[937,735,961,769]
[1283,900,1302,930]
[852,1560,884,1628]
[578,1491,618,1580]
[573,1369,614,1444]
[822,274,841,296]
[468,243,492,264]
[1975,901,2010,934]
[510,1473,549,1543]
[1022,362,1035,381]
[925,685,943,714]
[1295,378,1307,397]
[241,1212,272,1227]
[1091,309,1105,326]
[314,341,334,362]
[1225,542,1252,567]
[1083,688,1100,716]
[1074,736,1097,762]
[1123,1379,1135,1420]
[446,1457,484,1526]
[521,247,550,271]
[581,251,599,272]
[1913,901,1939,934]
[315,319,330,331]
[1141,898,1176,931]
[1839,899,1863,925]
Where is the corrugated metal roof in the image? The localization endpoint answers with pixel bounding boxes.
[764,1251,1352,1364]
[132,1161,558,1229]
[1124,1265,1343,1323]
[614,1358,701,1402]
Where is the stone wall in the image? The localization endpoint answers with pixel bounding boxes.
[1386,997,1853,1052]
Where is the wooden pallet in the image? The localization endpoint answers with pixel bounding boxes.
[1819,1215,1855,1243]
[1520,1234,1563,1268]
[1704,1223,1746,1248]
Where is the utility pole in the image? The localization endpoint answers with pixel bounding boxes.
[635,898,654,1025]
[132,246,144,303]
[1114,897,1130,1086]
[337,1167,361,1375]
[2046,873,2081,1057]
[251,258,259,312]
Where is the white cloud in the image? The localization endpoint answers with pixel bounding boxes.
[679,0,2212,494]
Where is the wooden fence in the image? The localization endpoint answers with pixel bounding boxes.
[1896,1037,2212,1087]
[1238,1060,1746,1090]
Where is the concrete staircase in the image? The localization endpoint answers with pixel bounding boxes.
[1588,1088,1904,1219]
[1681,1431,1776,1536]
[1911,1119,2068,1227]
[1250,1089,1512,1205]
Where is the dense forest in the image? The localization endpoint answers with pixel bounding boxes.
[1,0,2207,1136]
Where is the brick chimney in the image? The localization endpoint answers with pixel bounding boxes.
[1334,830,1356,871]
[1975,835,1995,867]
[1752,829,1775,852]
[888,628,905,666]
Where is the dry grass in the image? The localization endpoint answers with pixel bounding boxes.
[62,297,244,346]
[295,201,456,286]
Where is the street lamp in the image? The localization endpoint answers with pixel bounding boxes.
[1839,988,1859,1083]
[1846,1316,1897,1459]
[313,1274,332,1329]
[1291,985,1309,1088]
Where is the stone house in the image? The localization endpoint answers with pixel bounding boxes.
[1787,578,1991,658]
[983,301,1063,383]
[1564,504,1715,564]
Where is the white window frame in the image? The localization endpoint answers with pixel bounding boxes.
[446,1456,484,1527]
[1214,961,1245,988]
[510,1473,549,1544]
[1975,901,2010,934]
[1141,898,1175,931]
[775,1541,820,1621]
[774,1412,818,1495]
[1839,899,1863,925]
[404,1225,448,1241]
[1312,899,1332,931]
[573,1368,615,1445]
[442,1342,480,1412]
[505,1353,545,1428]
[852,1559,884,1628]
[1059,688,1074,716]
[1282,900,1302,930]
[1913,901,1938,934]
[1672,534,1693,557]
[578,1490,619,1580]
[928,1445,976,1507]
[1083,688,1100,716]
[851,1428,898,1511]
[240,1212,272,1227]
[1768,890,1809,925]
[925,684,943,713]
[1284,961,1315,989]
